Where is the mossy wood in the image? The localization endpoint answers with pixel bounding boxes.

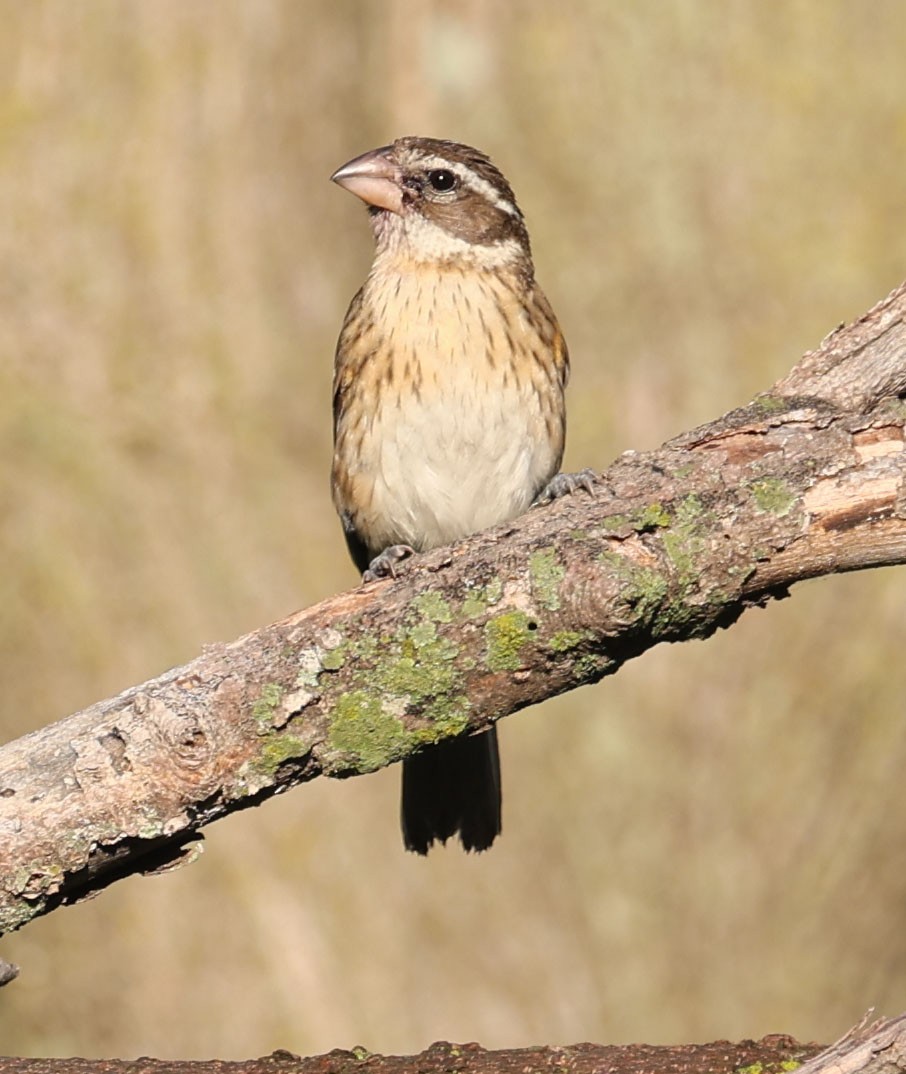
[1,283,906,938]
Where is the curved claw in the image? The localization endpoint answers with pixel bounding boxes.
[362,544,415,582]
[534,468,597,505]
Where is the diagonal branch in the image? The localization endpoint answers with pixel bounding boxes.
[1,282,905,938]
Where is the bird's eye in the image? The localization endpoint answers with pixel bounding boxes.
[427,169,457,192]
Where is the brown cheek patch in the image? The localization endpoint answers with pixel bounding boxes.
[426,191,521,247]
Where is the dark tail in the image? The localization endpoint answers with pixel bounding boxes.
[401,728,502,854]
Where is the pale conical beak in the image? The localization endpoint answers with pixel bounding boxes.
[331,146,403,214]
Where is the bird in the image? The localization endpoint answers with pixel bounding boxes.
[330,136,578,854]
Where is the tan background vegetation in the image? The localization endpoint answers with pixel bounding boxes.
[2,0,906,1060]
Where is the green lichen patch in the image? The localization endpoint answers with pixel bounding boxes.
[750,477,796,516]
[379,596,468,704]
[461,591,489,619]
[313,600,476,773]
[599,550,669,628]
[326,687,469,774]
[626,565,670,624]
[636,502,671,530]
[485,611,534,672]
[418,692,471,739]
[12,861,65,899]
[411,590,453,623]
[460,578,505,620]
[320,646,347,671]
[600,513,632,532]
[548,629,592,653]
[381,630,459,701]
[484,577,503,604]
[328,690,410,772]
[883,396,906,420]
[255,732,312,773]
[736,1062,802,1074]
[407,619,438,648]
[750,393,791,415]
[602,503,670,537]
[252,682,284,728]
[576,652,614,681]
[529,549,565,611]
[372,610,459,689]
[661,493,710,580]
[236,732,313,794]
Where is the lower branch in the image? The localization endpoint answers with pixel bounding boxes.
[0,1034,824,1074]
[4,1016,906,1074]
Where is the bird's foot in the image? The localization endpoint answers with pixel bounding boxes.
[362,544,416,582]
[534,468,597,505]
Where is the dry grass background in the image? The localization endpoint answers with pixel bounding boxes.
[2,0,906,1060]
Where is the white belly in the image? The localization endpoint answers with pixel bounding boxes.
[369,378,545,550]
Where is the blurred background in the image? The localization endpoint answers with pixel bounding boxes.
[1,0,905,1060]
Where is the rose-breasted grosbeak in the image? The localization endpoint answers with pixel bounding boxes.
[331,137,572,854]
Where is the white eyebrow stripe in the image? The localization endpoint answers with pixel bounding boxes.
[419,156,520,217]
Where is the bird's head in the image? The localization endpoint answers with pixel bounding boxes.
[331,137,533,272]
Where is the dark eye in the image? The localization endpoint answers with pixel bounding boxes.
[427,169,457,192]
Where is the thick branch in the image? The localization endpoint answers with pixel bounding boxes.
[1,282,906,937]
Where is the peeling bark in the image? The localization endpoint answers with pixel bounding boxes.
[1,283,906,938]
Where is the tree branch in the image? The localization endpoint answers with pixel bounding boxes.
[2,282,905,938]
[3,1015,906,1074]
[0,1032,824,1074]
